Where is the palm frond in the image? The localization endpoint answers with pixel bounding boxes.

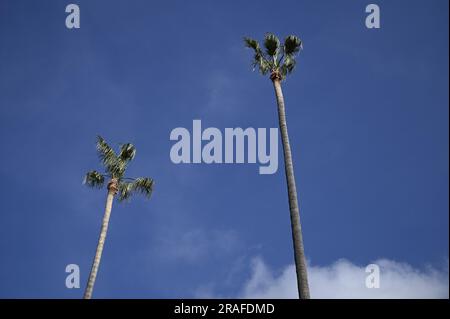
[280,55,297,77]
[96,136,130,179]
[244,37,272,74]
[83,170,105,188]
[244,37,260,51]
[284,35,302,56]
[117,178,154,202]
[264,33,280,57]
[96,136,119,175]
[117,182,133,201]
[131,177,154,198]
[256,58,272,75]
[119,143,136,163]
[115,161,127,179]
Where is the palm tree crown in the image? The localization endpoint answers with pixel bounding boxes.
[84,136,154,201]
[244,33,303,80]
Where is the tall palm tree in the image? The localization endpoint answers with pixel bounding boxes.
[83,136,154,299]
[244,33,310,299]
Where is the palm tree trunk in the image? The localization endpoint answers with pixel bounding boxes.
[272,77,310,299]
[83,180,117,299]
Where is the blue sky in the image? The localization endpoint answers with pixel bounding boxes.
[0,0,448,298]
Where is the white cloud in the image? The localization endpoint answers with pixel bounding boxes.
[240,257,449,299]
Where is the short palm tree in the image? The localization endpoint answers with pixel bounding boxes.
[244,33,310,299]
[83,136,154,299]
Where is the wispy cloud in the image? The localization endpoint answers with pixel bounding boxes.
[154,228,239,264]
[240,257,449,299]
